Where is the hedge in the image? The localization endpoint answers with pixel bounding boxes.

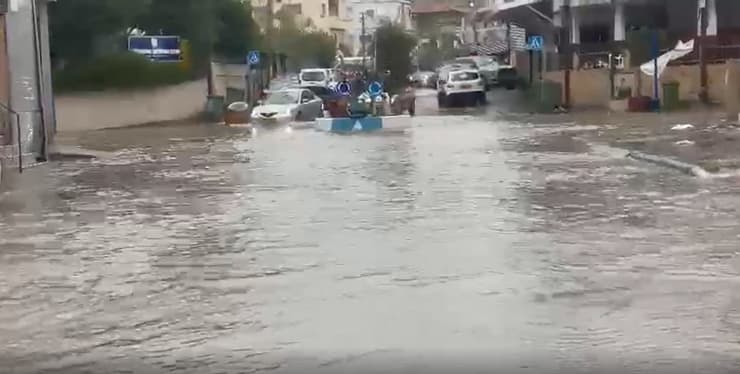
[53,52,195,93]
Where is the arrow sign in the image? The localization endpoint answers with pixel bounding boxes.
[247,50,260,66]
[353,120,363,131]
[368,81,383,97]
[336,82,351,96]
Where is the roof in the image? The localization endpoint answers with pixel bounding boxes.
[411,2,467,14]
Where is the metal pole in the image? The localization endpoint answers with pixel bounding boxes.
[652,30,659,106]
[361,12,366,75]
[699,2,709,104]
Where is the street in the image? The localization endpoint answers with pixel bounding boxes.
[1,91,740,373]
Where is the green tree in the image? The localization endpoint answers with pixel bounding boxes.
[374,23,416,93]
[212,0,262,60]
[49,0,150,64]
[269,10,336,71]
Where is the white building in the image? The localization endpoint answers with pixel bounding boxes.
[347,0,414,56]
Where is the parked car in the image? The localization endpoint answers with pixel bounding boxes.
[456,56,499,90]
[495,65,520,90]
[298,68,331,88]
[437,69,486,107]
[251,88,324,125]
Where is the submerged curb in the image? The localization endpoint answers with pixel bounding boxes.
[627,151,710,178]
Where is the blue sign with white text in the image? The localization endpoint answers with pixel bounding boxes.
[527,35,543,51]
[128,36,181,62]
[368,81,383,97]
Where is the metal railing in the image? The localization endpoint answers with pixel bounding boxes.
[0,101,23,173]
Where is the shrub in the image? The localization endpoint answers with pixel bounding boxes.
[53,52,193,92]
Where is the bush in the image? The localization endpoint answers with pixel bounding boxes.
[54,52,193,92]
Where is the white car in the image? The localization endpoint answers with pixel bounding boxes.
[437,69,486,107]
[251,88,324,125]
[298,68,331,88]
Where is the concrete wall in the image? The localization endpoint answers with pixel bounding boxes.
[544,69,611,108]
[636,63,727,104]
[55,79,207,132]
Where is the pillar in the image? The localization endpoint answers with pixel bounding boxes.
[697,0,717,36]
[6,0,43,160]
[570,6,581,69]
[613,0,625,42]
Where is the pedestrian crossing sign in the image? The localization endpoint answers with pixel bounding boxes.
[527,35,543,51]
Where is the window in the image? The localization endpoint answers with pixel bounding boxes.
[321,4,326,17]
[328,0,338,17]
[365,9,374,18]
[450,71,479,81]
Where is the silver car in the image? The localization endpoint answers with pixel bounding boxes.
[251,88,324,125]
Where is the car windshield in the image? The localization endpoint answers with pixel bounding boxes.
[301,71,326,81]
[307,86,332,97]
[264,91,299,105]
[450,72,479,82]
[455,59,478,68]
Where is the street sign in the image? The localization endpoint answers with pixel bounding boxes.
[368,81,383,97]
[247,50,260,66]
[128,36,182,62]
[527,35,543,51]
[336,82,351,96]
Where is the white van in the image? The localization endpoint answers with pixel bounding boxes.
[299,68,330,87]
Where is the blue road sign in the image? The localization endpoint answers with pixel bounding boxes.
[368,81,383,97]
[247,50,260,65]
[336,82,351,96]
[527,35,543,51]
[128,36,181,62]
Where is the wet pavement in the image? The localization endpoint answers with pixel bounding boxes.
[2,91,740,373]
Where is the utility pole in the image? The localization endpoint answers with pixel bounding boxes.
[699,0,709,105]
[266,0,275,81]
[361,12,366,75]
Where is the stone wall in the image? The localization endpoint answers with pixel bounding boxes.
[55,79,207,132]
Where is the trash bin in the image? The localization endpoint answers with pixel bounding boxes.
[224,101,250,125]
[662,81,680,111]
[205,95,225,121]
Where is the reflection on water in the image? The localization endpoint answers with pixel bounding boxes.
[1,113,740,373]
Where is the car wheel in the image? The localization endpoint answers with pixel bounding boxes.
[295,111,303,121]
[437,93,446,108]
[477,92,487,106]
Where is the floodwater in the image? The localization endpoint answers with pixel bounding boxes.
[1,92,740,373]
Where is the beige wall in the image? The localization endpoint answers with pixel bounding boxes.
[55,79,207,132]
[544,69,612,108]
[636,64,727,104]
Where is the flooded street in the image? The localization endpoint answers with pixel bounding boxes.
[2,93,740,373]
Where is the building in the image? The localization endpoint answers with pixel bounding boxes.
[348,0,414,56]
[252,0,353,48]
[411,1,470,48]
[493,0,740,69]
[0,0,56,177]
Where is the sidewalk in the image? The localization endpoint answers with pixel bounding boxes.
[526,108,740,175]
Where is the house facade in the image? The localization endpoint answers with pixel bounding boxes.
[348,0,414,56]
[252,0,353,48]
[0,0,56,177]
[493,0,740,69]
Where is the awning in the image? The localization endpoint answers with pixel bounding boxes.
[461,40,510,56]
